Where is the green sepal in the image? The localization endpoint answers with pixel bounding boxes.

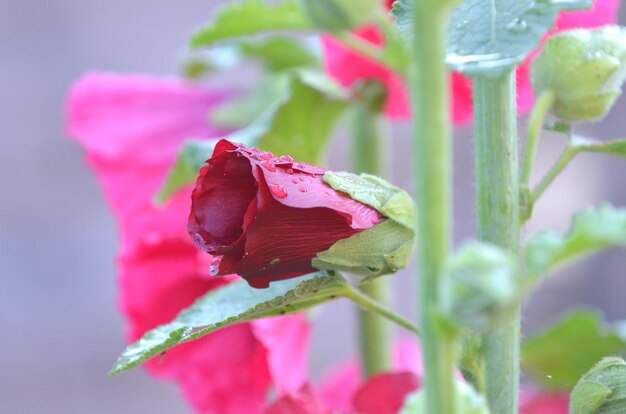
[190,0,313,49]
[525,205,626,278]
[110,271,348,375]
[570,357,626,413]
[400,380,490,414]
[313,172,416,282]
[522,310,626,390]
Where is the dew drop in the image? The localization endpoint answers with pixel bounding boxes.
[260,160,277,172]
[250,147,261,153]
[295,162,304,169]
[298,187,306,193]
[260,151,275,160]
[209,256,222,276]
[192,233,206,248]
[507,18,528,33]
[270,183,288,198]
[292,178,298,184]
[286,168,294,174]
[279,155,294,163]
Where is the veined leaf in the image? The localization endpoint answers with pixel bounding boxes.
[525,205,626,277]
[522,310,626,389]
[391,0,592,77]
[110,271,348,375]
[190,0,313,49]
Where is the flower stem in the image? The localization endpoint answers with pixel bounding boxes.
[409,1,457,413]
[352,103,393,377]
[531,144,579,203]
[473,72,520,414]
[521,90,555,188]
[344,285,420,336]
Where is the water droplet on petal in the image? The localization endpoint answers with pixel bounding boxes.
[507,17,528,33]
[250,147,261,153]
[298,187,306,193]
[260,160,277,172]
[279,155,294,163]
[292,179,298,184]
[260,151,275,160]
[286,168,294,174]
[270,183,288,198]
[295,162,304,169]
[209,256,222,276]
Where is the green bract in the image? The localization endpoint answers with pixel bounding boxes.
[532,26,626,122]
[312,172,415,283]
[440,242,521,332]
[297,0,379,32]
[570,357,626,414]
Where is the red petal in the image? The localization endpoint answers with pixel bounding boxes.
[264,385,329,414]
[352,372,421,414]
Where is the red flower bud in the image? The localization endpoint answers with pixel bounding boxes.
[188,139,383,288]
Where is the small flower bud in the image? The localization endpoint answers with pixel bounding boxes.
[297,0,380,32]
[440,242,520,332]
[570,357,626,414]
[531,26,626,122]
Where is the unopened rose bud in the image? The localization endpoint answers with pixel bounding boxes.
[570,357,626,414]
[531,26,626,122]
[297,0,380,32]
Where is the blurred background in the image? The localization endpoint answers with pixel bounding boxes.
[1,1,625,413]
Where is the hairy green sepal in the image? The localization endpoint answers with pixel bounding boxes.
[313,172,415,283]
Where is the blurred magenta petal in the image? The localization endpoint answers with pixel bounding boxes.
[67,72,230,164]
[322,0,620,124]
[352,372,420,414]
[252,315,311,395]
[318,360,362,413]
[67,72,312,413]
[263,385,330,414]
[519,388,569,414]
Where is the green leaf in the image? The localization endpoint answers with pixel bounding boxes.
[574,136,626,160]
[522,310,626,390]
[525,205,626,277]
[392,0,592,77]
[155,140,217,204]
[252,69,350,164]
[210,75,291,129]
[157,70,349,203]
[238,37,319,72]
[110,271,348,375]
[190,0,313,49]
[447,0,593,77]
[570,357,626,413]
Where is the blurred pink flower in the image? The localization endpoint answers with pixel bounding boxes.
[67,72,311,413]
[268,339,569,414]
[322,0,620,124]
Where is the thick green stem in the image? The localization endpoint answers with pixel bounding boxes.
[410,1,457,413]
[344,285,420,336]
[352,105,393,377]
[473,73,520,414]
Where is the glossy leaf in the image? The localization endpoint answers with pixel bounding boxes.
[110,271,348,375]
[522,310,626,390]
[391,0,592,77]
[190,0,313,49]
[525,205,626,277]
